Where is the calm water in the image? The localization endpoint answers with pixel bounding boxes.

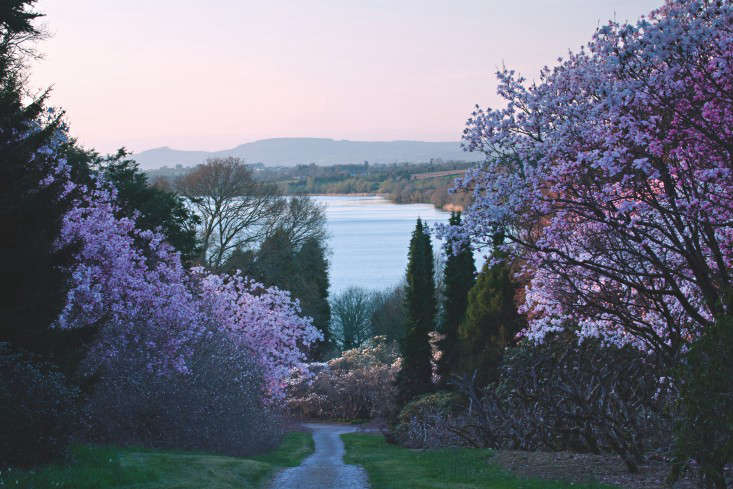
[312,195,452,295]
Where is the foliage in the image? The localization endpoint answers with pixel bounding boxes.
[342,433,612,489]
[452,334,670,473]
[437,211,475,382]
[330,286,375,350]
[396,218,436,406]
[457,253,523,386]
[443,0,733,360]
[286,336,400,420]
[0,344,81,468]
[3,432,314,489]
[673,310,733,489]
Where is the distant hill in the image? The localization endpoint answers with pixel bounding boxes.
[132,138,482,169]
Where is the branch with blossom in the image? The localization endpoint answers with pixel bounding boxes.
[441,0,733,361]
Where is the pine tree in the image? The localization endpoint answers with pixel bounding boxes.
[437,211,475,383]
[458,249,523,386]
[396,218,435,406]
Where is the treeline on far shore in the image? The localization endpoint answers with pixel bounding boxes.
[147,160,474,210]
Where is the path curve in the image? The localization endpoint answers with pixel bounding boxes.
[270,423,369,489]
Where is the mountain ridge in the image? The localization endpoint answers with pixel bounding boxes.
[132,137,482,169]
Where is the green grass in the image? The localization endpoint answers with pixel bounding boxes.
[3,432,314,489]
[342,433,617,489]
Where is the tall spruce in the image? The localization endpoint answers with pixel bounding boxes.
[437,211,475,383]
[396,218,435,406]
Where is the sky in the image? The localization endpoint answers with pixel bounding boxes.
[30,0,662,154]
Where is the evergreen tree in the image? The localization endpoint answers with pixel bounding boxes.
[0,1,85,367]
[294,237,331,360]
[396,218,435,406]
[253,228,298,288]
[437,211,475,383]
[458,248,523,386]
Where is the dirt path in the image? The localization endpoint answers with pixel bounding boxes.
[270,423,369,489]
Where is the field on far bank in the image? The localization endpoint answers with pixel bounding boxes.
[3,432,314,489]
[341,433,616,489]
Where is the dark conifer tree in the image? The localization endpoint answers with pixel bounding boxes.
[294,237,331,360]
[0,1,86,368]
[396,218,435,406]
[458,245,523,386]
[253,228,297,288]
[437,211,475,383]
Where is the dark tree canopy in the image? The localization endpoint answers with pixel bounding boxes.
[396,218,436,406]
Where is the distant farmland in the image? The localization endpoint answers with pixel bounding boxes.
[410,169,466,180]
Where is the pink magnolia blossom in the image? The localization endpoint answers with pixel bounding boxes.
[443,0,733,360]
[52,163,320,399]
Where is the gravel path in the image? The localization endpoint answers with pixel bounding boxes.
[270,423,369,489]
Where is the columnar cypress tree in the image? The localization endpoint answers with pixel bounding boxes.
[437,211,475,383]
[396,218,435,406]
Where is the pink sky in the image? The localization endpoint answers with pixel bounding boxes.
[31,0,662,154]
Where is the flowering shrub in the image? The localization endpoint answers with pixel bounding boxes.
[443,0,733,360]
[53,173,321,399]
[84,330,281,456]
[286,336,400,420]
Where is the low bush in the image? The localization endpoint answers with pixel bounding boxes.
[450,334,671,473]
[84,331,281,456]
[286,336,400,420]
[0,343,81,467]
[393,392,464,448]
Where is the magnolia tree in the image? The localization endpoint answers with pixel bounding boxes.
[443,0,732,361]
[50,161,320,399]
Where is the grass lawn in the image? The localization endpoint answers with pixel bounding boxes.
[2,432,314,489]
[342,433,617,489]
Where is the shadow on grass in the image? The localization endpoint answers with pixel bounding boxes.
[2,432,314,489]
